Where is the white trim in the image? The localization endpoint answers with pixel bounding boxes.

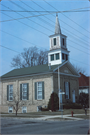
[22,83,27,100]
[9,85,13,101]
[53,60,68,72]
[37,82,42,100]
[53,61,80,77]
[54,72,79,77]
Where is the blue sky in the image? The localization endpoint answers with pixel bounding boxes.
[0,0,90,76]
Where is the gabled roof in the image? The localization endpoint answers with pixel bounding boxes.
[1,61,79,80]
[79,72,89,87]
[1,64,59,79]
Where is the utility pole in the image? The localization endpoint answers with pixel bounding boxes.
[58,66,60,111]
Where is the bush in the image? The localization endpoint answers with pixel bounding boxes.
[79,93,89,108]
[48,92,59,111]
[41,108,49,111]
[63,103,82,109]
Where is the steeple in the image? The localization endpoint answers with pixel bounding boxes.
[55,14,61,34]
[48,15,70,66]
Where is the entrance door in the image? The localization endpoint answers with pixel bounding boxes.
[72,90,75,103]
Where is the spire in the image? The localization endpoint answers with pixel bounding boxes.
[55,13,61,34]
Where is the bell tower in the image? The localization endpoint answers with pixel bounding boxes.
[48,14,70,66]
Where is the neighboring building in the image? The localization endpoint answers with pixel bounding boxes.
[0,15,80,113]
[79,72,89,94]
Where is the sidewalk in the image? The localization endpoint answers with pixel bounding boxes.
[29,114,88,121]
[1,114,89,121]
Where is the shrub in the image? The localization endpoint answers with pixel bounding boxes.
[41,108,49,111]
[48,92,59,111]
[63,103,82,109]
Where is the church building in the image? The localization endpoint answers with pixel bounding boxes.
[0,15,80,113]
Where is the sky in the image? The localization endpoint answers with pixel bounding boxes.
[0,0,90,76]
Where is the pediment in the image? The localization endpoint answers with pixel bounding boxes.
[54,61,79,77]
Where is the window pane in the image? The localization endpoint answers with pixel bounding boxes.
[22,107,27,113]
[38,95,42,99]
[62,38,64,45]
[22,84,27,100]
[22,95,27,100]
[10,85,13,89]
[10,97,13,100]
[38,82,42,87]
[51,54,54,61]
[56,53,59,60]
[54,38,56,45]
[10,93,13,96]
[62,53,64,60]
[38,87,42,91]
[66,55,68,60]
[23,84,27,89]
[38,91,42,95]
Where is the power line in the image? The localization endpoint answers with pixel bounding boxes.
[1,9,90,12]
[43,0,90,37]
[0,12,55,22]
[9,0,54,32]
[30,0,90,46]
[19,0,90,48]
[1,2,90,53]
[1,10,49,36]
[0,29,47,50]
[0,44,89,66]
[1,10,90,23]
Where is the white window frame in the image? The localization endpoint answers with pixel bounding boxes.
[9,85,13,101]
[22,83,27,100]
[8,106,13,113]
[65,82,69,99]
[37,82,42,100]
[22,106,27,113]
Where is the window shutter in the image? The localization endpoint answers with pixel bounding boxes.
[27,83,29,100]
[35,82,37,100]
[69,82,70,99]
[20,84,22,100]
[64,82,66,99]
[42,82,44,99]
[7,85,9,101]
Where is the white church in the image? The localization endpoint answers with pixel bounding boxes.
[0,15,80,113]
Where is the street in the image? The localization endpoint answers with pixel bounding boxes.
[1,117,89,134]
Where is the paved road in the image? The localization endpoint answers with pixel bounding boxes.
[1,118,89,134]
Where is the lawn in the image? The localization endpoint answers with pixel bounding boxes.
[1,109,89,117]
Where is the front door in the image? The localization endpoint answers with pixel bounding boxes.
[72,90,75,103]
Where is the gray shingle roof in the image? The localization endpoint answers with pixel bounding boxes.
[1,64,60,79]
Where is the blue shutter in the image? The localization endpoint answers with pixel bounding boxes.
[7,85,9,101]
[64,82,66,99]
[42,82,44,99]
[69,82,70,99]
[20,84,22,100]
[35,82,37,100]
[27,83,29,100]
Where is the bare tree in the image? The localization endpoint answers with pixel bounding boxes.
[6,91,27,116]
[11,46,48,69]
[73,64,87,75]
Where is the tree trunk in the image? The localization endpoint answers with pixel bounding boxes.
[16,111,17,116]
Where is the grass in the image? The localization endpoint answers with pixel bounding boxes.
[70,115,90,119]
[1,109,89,117]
